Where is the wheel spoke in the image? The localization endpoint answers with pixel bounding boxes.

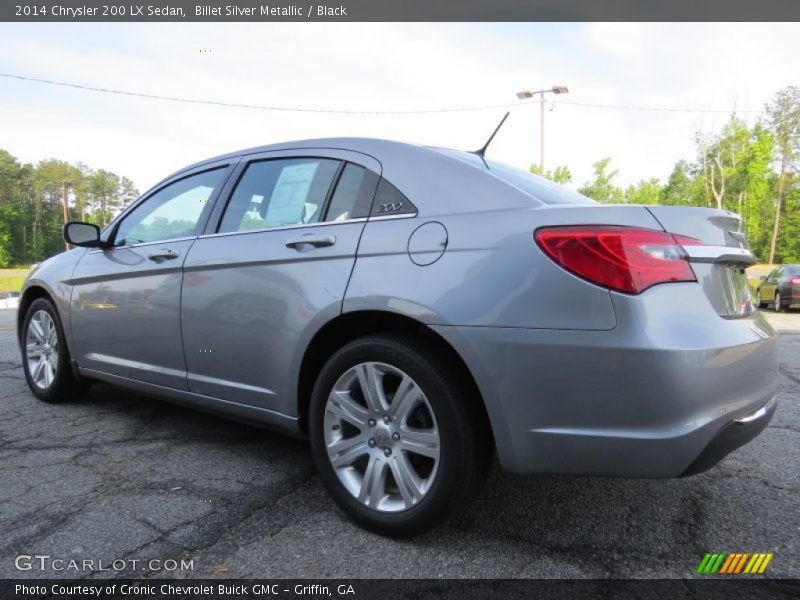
[29,317,45,342]
[31,356,46,383]
[329,439,369,468]
[26,341,44,358]
[399,427,440,459]
[389,454,424,506]
[326,390,368,427]
[327,433,367,459]
[358,456,387,507]
[356,363,387,412]
[390,376,421,422]
[43,360,53,387]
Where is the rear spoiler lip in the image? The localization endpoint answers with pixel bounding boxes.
[682,245,756,266]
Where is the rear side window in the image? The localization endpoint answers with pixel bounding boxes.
[219,158,340,233]
[326,163,379,221]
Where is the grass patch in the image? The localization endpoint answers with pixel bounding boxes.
[0,268,30,293]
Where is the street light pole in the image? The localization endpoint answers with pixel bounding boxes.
[516,85,569,174]
[539,94,545,173]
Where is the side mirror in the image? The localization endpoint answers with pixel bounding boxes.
[63,222,102,248]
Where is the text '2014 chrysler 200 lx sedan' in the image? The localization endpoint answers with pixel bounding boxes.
[18,138,778,536]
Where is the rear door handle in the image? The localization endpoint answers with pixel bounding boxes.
[147,249,180,263]
[285,235,336,250]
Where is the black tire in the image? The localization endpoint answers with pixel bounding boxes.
[756,290,767,309]
[21,297,87,403]
[309,334,492,537]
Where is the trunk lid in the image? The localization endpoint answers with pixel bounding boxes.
[646,206,756,318]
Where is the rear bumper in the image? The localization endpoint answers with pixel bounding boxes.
[680,396,776,476]
[431,288,779,478]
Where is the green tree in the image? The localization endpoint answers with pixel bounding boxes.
[87,169,121,227]
[738,124,775,261]
[530,164,572,184]
[778,181,800,262]
[0,150,24,266]
[661,160,704,206]
[624,178,662,205]
[578,158,623,203]
[765,86,800,263]
[0,148,140,264]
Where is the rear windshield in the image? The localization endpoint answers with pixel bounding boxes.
[433,148,594,206]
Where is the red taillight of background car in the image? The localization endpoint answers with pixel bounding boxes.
[791,277,800,286]
[534,225,701,294]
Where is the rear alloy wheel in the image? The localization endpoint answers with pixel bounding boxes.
[309,334,492,536]
[774,292,782,312]
[323,362,440,512]
[21,297,87,403]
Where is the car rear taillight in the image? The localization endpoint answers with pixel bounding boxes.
[792,277,800,286]
[534,226,700,294]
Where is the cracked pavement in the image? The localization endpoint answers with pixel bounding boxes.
[0,309,798,579]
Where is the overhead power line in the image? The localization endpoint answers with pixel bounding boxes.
[556,99,759,114]
[0,72,761,115]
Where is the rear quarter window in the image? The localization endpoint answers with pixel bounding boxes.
[369,178,418,217]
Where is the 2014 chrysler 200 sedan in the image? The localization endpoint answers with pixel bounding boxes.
[18,138,778,536]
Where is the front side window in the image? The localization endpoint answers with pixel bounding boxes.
[114,168,226,246]
[220,158,340,233]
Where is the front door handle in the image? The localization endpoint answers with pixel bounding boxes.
[147,249,180,263]
[285,235,336,250]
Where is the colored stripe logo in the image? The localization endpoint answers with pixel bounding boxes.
[697,552,773,574]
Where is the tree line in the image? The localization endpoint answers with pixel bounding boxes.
[534,86,800,264]
[0,152,138,266]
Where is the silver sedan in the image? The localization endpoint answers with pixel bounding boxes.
[18,138,778,536]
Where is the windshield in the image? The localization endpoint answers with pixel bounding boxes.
[433,148,594,206]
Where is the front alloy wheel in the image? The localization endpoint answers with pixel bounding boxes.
[25,309,59,390]
[309,334,492,537]
[21,297,87,403]
[324,362,440,512]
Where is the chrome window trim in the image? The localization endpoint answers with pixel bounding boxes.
[368,213,418,222]
[88,236,198,254]
[196,218,369,240]
[92,212,418,246]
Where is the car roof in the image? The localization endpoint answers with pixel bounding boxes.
[172,137,424,177]
[158,137,542,216]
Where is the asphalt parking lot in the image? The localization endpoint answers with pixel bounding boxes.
[0,308,798,580]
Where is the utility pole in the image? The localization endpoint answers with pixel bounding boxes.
[516,85,569,174]
[539,95,545,173]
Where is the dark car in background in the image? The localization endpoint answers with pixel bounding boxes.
[756,264,800,311]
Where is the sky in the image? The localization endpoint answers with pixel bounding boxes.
[0,22,799,194]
